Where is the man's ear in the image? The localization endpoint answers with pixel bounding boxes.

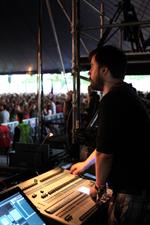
[103,66,108,73]
[101,66,108,76]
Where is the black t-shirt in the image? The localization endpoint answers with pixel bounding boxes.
[96,82,150,191]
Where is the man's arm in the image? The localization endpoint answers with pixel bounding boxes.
[70,149,96,175]
[90,151,113,202]
[95,151,113,187]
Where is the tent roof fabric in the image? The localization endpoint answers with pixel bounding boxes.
[0,0,150,75]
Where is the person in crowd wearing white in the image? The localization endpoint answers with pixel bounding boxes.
[0,104,10,123]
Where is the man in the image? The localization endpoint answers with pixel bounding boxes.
[0,104,10,123]
[70,45,150,225]
[12,112,33,150]
[0,121,11,155]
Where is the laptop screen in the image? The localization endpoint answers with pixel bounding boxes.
[0,187,46,225]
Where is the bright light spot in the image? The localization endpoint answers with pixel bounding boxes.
[27,66,32,75]
[78,186,90,195]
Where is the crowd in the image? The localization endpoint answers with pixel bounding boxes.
[0,93,63,123]
[0,90,149,148]
[0,90,149,124]
[0,92,94,123]
[0,91,93,154]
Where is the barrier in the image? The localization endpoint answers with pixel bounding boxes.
[2,118,37,136]
[2,113,64,136]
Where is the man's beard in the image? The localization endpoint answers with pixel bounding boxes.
[90,74,104,92]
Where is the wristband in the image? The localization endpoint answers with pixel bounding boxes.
[94,184,106,197]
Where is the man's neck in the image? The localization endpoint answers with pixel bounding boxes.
[103,79,124,95]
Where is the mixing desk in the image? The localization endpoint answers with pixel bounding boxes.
[15,167,99,225]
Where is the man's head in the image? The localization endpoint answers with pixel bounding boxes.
[16,112,24,123]
[89,45,127,91]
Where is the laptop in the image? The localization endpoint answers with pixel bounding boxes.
[0,186,46,225]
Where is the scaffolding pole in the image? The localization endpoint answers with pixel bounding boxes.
[71,0,80,160]
[36,0,44,142]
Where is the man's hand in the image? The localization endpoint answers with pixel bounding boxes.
[70,150,96,175]
[90,186,98,203]
[90,184,112,205]
[70,162,86,175]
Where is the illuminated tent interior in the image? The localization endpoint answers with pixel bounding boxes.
[0,5,150,225]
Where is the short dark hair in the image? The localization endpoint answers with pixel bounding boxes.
[17,112,24,122]
[89,45,127,79]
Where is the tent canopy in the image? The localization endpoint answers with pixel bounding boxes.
[0,0,150,75]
